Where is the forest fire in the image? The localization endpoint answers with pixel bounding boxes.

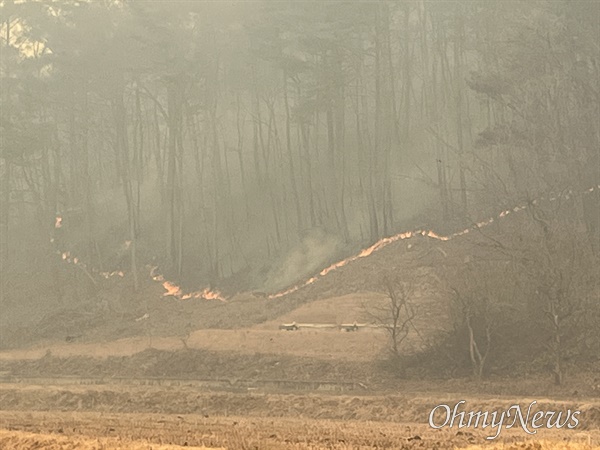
[150,267,226,302]
[163,282,226,302]
[4,4,600,446]
[53,222,220,301]
[267,228,447,299]
[268,185,600,300]
[51,184,599,303]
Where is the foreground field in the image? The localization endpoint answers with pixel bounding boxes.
[0,409,597,450]
[0,382,599,449]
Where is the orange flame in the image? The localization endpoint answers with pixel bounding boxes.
[162,281,226,302]
[152,267,226,302]
[54,244,223,300]
[162,281,182,297]
[268,186,598,300]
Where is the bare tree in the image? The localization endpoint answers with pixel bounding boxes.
[526,203,594,385]
[450,287,493,381]
[365,276,417,371]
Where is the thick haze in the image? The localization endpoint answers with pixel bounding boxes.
[0,0,598,301]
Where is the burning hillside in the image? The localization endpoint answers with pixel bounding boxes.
[267,186,598,300]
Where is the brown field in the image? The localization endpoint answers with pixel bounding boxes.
[1,399,598,449]
[0,380,599,449]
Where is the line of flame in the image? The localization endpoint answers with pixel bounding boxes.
[52,185,598,303]
[267,185,598,299]
[150,268,226,302]
[54,227,222,300]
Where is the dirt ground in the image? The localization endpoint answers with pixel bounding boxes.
[0,389,598,449]
[1,413,596,450]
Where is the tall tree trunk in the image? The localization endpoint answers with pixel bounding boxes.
[401,3,412,144]
[333,49,350,242]
[235,93,250,223]
[114,86,139,292]
[80,89,97,267]
[1,6,13,309]
[283,70,303,232]
[454,6,468,214]
[0,158,11,305]
[166,84,178,265]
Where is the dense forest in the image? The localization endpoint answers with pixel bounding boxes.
[1,0,598,318]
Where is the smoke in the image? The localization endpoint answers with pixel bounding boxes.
[264,228,341,292]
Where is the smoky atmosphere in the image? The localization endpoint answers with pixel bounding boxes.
[0,0,599,449]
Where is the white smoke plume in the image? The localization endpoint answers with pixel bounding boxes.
[264,228,341,292]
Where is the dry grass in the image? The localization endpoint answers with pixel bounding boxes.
[0,429,221,450]
[1,410,597,450]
